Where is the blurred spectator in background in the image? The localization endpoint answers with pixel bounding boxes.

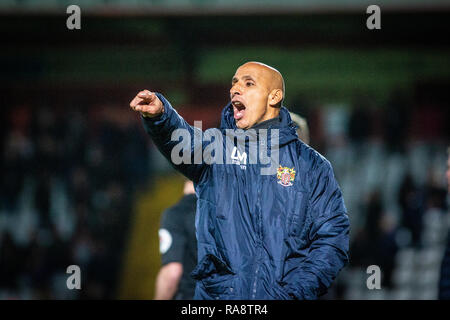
[289,112,310,145]
[155,180,197,300]
[0,232,24,297]
[383,91,410,155]
[1,106,32,213]
[348,96,372,148]
[398,173,426,248]
[350,190,398,289]
[0,102,150,299]
[438,147,450,299]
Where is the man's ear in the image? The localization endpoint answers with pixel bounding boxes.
[269,89,283,107]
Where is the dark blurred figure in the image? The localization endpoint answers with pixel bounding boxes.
[82,239,116,299]
[1,105,33,213]
[24,232,53,299]
[350,190,398,289]
[398,173,426,248]
[0,101,150,299]
[1,132,29,213]
[348,97,372,145]
[0,232,25,296]
[33,170,52,229]
[438,147,450,299]
[383,91,410,154]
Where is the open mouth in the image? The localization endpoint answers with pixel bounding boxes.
[232,100,246,121]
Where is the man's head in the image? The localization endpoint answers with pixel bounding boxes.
[230,62,285,129]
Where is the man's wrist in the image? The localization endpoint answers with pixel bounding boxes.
[142,108,165,120]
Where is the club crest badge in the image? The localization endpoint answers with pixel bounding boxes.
[277,166,296,187]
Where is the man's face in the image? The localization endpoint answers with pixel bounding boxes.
[230,64,272,129]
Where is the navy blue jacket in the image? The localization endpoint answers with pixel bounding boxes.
[142,93,350,300]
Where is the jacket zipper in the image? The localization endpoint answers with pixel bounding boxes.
[251,176,263,299]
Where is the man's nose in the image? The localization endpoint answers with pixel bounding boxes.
[230,85,242,97]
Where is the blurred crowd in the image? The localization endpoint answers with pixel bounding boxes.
[294,91,448,298]
[0,89,448,299]
[0,102,150,299]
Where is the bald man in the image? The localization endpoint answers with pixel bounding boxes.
[130,62,349,300]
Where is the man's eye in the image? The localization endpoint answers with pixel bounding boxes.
[246,82,254,87]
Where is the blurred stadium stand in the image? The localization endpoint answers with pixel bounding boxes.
[0,1,449,299]
[1,0,450,12]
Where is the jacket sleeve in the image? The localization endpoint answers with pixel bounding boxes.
[283,160,350,300]
[141,93,208,183]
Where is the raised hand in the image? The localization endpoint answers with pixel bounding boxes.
[129,90,164,118]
